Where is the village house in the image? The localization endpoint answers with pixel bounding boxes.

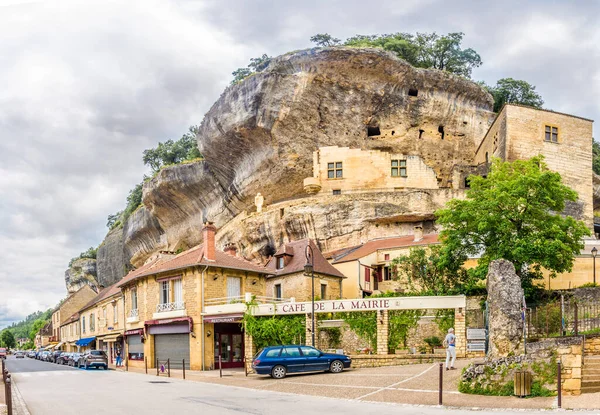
[34,322,53,350]
[50,285,97,351]
[75,282,124,358]
[265,239,345,301]
[117,223,272,371]
[59,312,80,352]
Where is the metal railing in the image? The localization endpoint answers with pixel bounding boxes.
[156,302,185,313]
[128,309,139,318]
[205,295,290,306]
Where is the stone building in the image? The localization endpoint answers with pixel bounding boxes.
[76,282,124,362]
[117,223,272,371]
[59,312,80,352]
[50,285,97,348]
[265,239,345,301]
[329,232,439,298]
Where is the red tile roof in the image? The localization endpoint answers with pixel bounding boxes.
[323,245,362,261]
[117,243,270,288]
[332,234,439,264]
[79,280,122,312]
[266,239,345,279]
[61,311,80,327]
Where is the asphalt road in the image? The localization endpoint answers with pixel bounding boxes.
[4,356,599,415]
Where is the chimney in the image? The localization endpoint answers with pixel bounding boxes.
[202,222,217,261]
[224,243,238,256]
[413,224,423,242]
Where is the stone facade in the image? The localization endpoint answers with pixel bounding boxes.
[53,285,97,342]
[475,104,594,229]
[266,272,342,302]
[349,354,444,368]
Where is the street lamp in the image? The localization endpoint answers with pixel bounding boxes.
[592,247,598,285]
[304,244,315,347]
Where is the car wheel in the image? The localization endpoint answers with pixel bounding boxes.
[271,365,286,379]
[330,360,344,374]
[85,363,89,370]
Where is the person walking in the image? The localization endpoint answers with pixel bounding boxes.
[444,328,456,370]
[116,349,122,367]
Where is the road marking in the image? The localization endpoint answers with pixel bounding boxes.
[354,363,438,400]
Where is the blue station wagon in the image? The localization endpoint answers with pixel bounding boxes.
[252,345,351,379]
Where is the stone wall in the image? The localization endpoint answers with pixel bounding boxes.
[266,272,342,302]
[350,354,445,368]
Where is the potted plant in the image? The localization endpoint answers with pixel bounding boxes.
[424,336,443,354]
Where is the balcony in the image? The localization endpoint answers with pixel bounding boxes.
[126,309,139,324]
[152,302,186,320]
[303,177,322,194]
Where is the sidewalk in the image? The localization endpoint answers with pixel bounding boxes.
[114,360,600,411]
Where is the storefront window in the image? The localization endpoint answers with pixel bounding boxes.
[127,335,144,360]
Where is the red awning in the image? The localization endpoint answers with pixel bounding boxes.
[144,316,193,333]
[203,313,244,324]
[124,329,144,336]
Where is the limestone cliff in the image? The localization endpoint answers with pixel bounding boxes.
[96,226,128,287]
[117,47,494,267]
[65,258,98,294]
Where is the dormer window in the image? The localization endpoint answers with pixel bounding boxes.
[277,257,285,270]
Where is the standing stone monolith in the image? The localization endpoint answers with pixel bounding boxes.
[486,259,524,357]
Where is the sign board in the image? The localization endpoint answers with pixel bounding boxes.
[203,314,244,324]
[467,341,486,352]
[467,328,487,340]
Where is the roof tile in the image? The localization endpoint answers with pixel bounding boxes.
[333,234,439,264]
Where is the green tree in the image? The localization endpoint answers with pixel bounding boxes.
[29,319,47,341]
[593,140,600,176]
[391,245,483,295]
[106,211,123,229]
[344,32,481,78]
[68,246,98,267]
[142,126,202,173]
[231,67,252,84]
[122,182,143,221]
[436,156,590,296]
[1,330,16,348]
[231,54,272,85]
[310,33,341,47]
[484,78,544,113]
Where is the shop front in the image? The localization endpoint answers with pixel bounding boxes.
[124,329,145,367]
[204,314,244,369]
[75,336,96,352]
[97,333,124,365]
[146,317,192,370]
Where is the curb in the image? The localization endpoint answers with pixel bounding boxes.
[10,382,31,415]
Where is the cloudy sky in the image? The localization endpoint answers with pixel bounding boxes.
[0,0,598,329]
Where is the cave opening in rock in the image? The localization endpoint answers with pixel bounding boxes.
[332,189,341,195]
[418,129,424,139]
[391,130,395,136]
[438,125,445,140]
[408,88,418,97]
[367,126,381,137]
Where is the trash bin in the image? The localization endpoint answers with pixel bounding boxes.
[514,370,532,397]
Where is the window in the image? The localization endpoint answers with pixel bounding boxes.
[327,162,343,179]
[545,125,558,143]
[320,284,327,299]
[367,126,381,136]
[274,284,282,300]
[332,189,341,195]
[300,346,321,357]
[384,267,392,281]
[113,303,118,323]
[227,276,242,300]
[277,257,284,270]
[174,278,183,304]
[391,160,407,177]
[384,254,390,261]
[103,307,107,321]
[161,281,170,304]
[89,313,95,332]
[127,335,144,360]
[281,347,301,357]
[131,288,138,311]
[265,348,282,358]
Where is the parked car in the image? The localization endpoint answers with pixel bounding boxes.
[15,351,25,359]
[56,353,71,365]
[50,350,63,363]
[40,351,51,361]
[68,353,83,367]
[28,351,36,358]
[252,345,352,379]
[79,350,108,370]
[0,348,6,359]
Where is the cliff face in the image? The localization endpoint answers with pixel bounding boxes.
[65,258,98,294]
[96,226,127,287]
[88,47,497,271]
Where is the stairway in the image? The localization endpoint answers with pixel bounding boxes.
[582,356,600,393]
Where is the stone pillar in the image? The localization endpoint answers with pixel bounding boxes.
[244,328,255,374]
[376,310,389,355]
[305,313,318,348]
[455,308,466,358]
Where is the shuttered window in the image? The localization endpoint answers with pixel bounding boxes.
[127,335,144,360]
[174,279,183,303]
[161,281,170,304]
[227,277,242,300]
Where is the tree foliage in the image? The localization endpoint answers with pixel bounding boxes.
[142,126,202,173]
[344,32,482,78]
[231,54,272,85]
[243,314,305,350]
[391,245,483,295]
[483,78,544,112]
[0,330,16,348]
[593,140,600,176]
[436,156,590,296]
[310,33,341,47]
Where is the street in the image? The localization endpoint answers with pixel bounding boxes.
[3,356,598,415]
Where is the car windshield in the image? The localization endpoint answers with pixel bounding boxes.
[90,351,105,356]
